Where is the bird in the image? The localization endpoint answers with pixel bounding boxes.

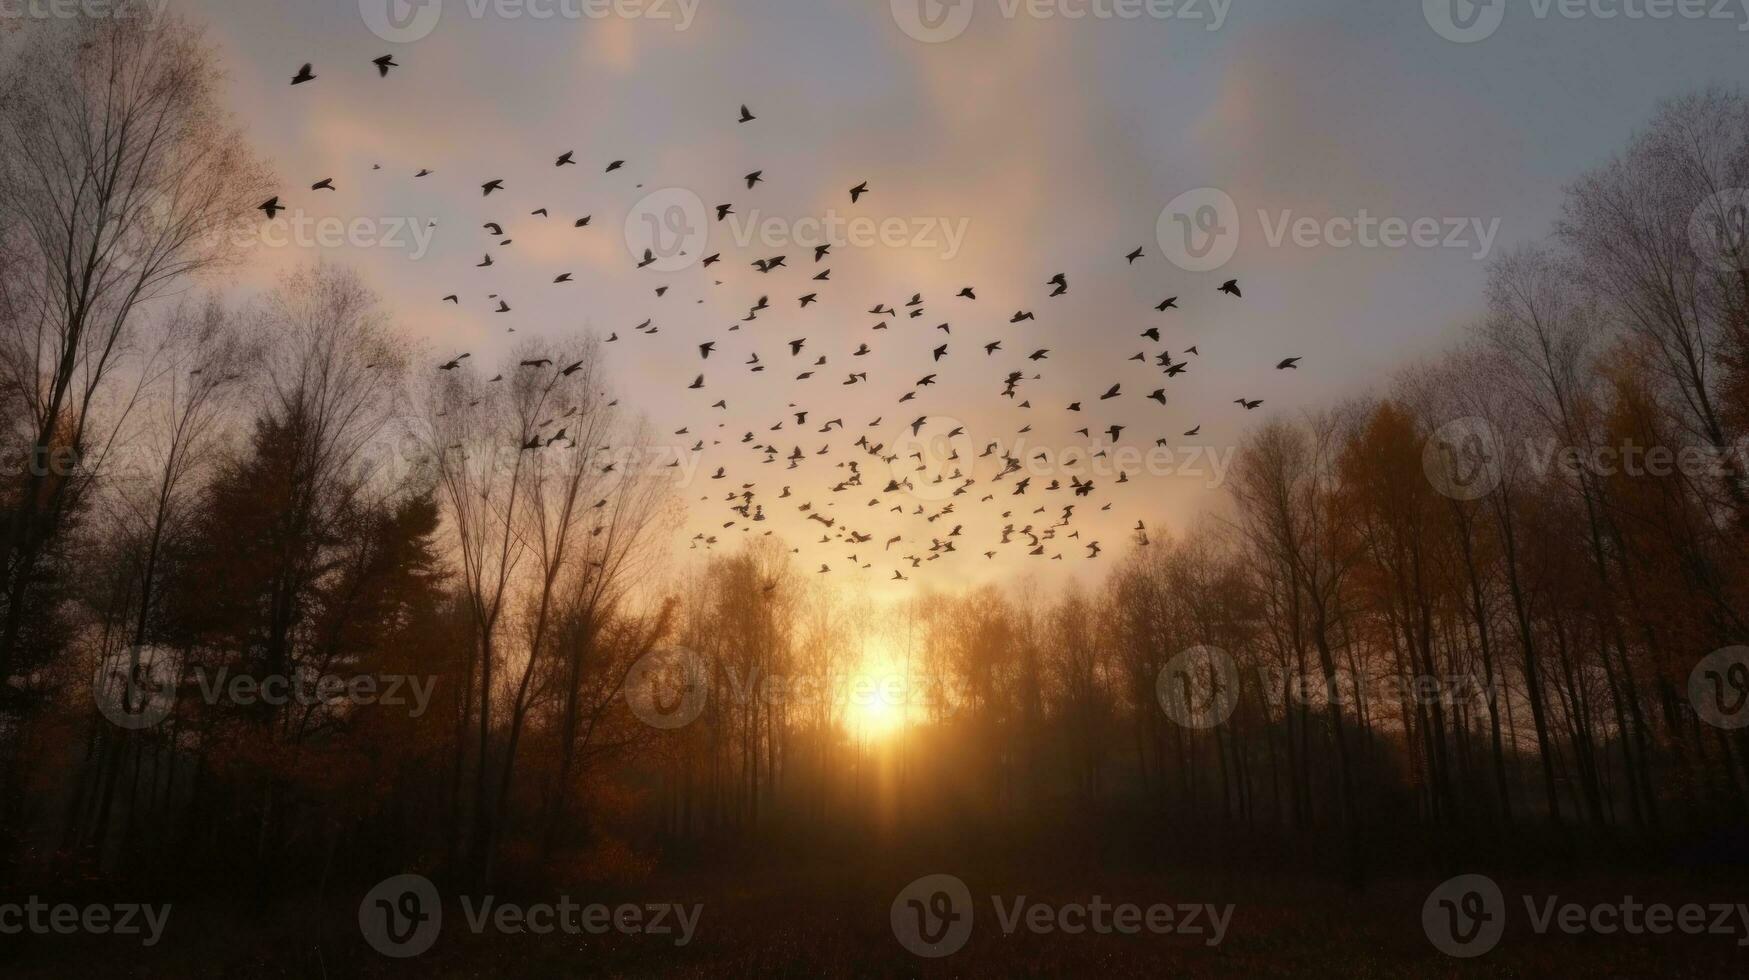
[849,181,869,203]
[1125,246,1144,263]
[482,179,504,196]
[606,160,625,172]
[745,170,763,188]
[258,197,284,220]
[1156,297,1178,311]
[1276,357,1301,370]
[290,63,315,85]
[739,104,756,123]
[372,55,397,77]
[1219,279,1242,297]
[1235,398,1262,410]
[310,177,334,191]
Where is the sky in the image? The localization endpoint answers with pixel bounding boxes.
[118,0,1749,596]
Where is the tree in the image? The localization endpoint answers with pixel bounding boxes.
[0,8,271,685]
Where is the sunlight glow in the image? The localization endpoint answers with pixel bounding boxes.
[844,643,912,742]
[848,690,903,741]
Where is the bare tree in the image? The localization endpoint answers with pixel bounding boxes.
[1558,88,1749,520]
[0,8,271,680]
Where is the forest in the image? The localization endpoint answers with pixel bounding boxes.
[2,9,1747,977]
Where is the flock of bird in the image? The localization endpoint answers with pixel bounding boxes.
[264,56,1306,584]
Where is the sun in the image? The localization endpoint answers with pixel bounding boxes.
[844,645,911,741]
[848,691,903,741]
